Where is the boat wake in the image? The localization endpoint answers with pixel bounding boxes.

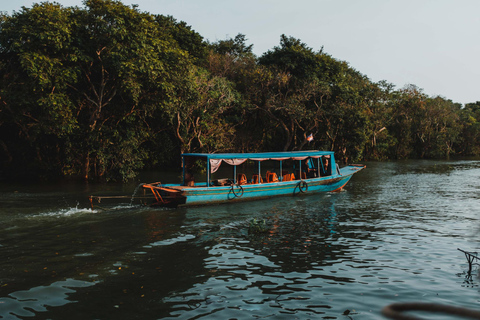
[32,202,151,219]
[31,204,98,218]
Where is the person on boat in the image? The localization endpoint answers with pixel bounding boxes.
[185,172,195,187]
[321,157,331,176]
[304,158,318,178]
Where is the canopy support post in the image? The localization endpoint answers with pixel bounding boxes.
[299,160,303,180]
[317,157,320,177]
[280,161,283,181]
[206,158,210,187]
[258,161,261,183]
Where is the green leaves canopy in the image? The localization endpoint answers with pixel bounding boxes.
[0,0,195,180]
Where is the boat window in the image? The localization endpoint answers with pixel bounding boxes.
[320,156,331,176]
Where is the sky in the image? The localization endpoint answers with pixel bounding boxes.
[2,0,480,105]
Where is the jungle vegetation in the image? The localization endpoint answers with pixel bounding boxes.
[1,0,479,181]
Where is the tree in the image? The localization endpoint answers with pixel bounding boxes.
[167,66,238,154]
[312,58,371,162]
[384,86,462,159]
[258,35,374,162]
[206,34,270,152]
[0,0,192,180]
[361,80,395,160]
[154,15,209,65]
[416,97,461,158]
[210,33,254,57]
[257,35,327,151]
[0,2,79,177]
[456,102,480,156]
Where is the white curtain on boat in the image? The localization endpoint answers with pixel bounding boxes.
[223,159,248,166]
[210,159,248,173]
[210,159,223,173]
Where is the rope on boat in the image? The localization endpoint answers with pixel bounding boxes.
[382,302,480,320]
[231,184,244,198]
[297,180,308,193]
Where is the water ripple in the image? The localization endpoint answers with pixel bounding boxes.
[0,279,95,319]
[2,160,480,319]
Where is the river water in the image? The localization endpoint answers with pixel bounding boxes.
[1,160,480,319]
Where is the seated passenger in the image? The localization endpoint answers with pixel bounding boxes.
[185,173,195,187]
[237,173,247,185]
[303,159,317,178]
[320,157,331,176]
[307,167,317,178]
[266,172,279,183]
[252,174,263,184]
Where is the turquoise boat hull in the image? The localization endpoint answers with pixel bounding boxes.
[144,165,364,207]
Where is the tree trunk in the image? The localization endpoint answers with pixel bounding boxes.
[84,152,90,180]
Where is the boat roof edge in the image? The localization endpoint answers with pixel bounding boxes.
[181,150,334,160]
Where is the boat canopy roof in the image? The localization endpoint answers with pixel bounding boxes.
[182,150,333,161]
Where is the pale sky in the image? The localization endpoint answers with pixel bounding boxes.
[2,0,480,105]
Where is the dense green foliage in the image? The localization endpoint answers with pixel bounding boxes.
[0,0,478,181]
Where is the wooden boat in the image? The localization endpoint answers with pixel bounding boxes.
[142,150,365,207]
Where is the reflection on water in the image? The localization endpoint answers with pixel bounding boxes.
[0,279,95,319]
[1,160,480,319]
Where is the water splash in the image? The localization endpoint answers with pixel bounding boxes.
[130,183,145,206]
[33,202,96,218]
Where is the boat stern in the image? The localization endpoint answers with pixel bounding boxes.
[142,182,186,207]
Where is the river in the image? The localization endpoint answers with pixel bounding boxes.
[1,160,480,319]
